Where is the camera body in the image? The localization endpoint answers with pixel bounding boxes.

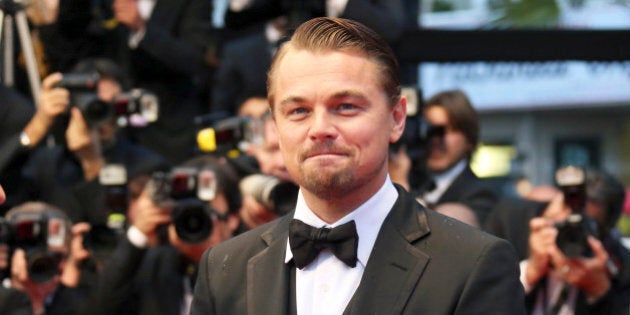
[55,73,112,127]
[196,115,264,154]
[554,165,597,257]
[56,73,159,127]
[390,87,445,195]
[112,88,159,127]
[0,212,67,283]
[147,167,219,243]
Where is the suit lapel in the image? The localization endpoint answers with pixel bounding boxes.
[247,215,293,315]
[345,186,431,315]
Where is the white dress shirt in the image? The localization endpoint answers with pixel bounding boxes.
[285,175,398,315]
[128,0,156,48]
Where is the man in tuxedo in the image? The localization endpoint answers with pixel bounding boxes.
[191,17,526,314]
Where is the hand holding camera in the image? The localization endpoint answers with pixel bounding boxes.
[128,190,172,247]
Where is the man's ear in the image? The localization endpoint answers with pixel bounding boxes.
[390,96,407,143]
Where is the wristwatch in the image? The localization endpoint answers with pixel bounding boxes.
[19,131,31,147]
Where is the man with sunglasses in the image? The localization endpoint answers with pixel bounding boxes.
[420,89,499,226]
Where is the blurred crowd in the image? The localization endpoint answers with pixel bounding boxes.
[0,1,628,314]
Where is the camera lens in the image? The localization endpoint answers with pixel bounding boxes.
[73,93,113,126]
[172,199,213,243]
[27,251,62,283]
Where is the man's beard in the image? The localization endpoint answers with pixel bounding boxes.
[296,147,386,201]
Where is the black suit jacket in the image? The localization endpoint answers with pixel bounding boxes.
[436,166,499,226]
[211,31,272,115]
[224,0,405,44]
[0,287,32,315]
[89,238,193,315]
[115,0,212,164]
[191,185,526,314]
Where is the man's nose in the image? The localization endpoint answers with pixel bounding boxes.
[308,108,337,141]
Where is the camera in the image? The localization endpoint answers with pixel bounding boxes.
[112,88,159,127]
[147,167,220,243]
[82,223,124,261]
[195,114,264,155]
[239,174,298,216]
[55,73,112,127]
[0,212,67,283]
[390,87,445,194]
[553,165,598,257]
[56,73,160,128]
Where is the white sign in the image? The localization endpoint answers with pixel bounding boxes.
[419,61,630,111]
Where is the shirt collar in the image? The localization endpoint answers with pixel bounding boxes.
[423,159,467,203]
[285,175,399,267]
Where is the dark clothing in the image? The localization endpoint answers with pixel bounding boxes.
[19,137,170,225]
[434,166,499,226]
[485,196,630,315]
[191,185,526,314]
[224,0,405,44]
[38,0,119,73]
[114,0,213,164]
[89,237,195,315]
[210,31,271,115]
[0,86,35,214]
[0,287,32,315]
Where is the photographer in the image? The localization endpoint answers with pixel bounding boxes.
[0,82,68,214]
[488,167,630,314]
[236,102,297,232]
[419,89,499,226]
[2,202,92,315]
[88,155,241,315]
[0,184,33,315]
[17,58,170,226]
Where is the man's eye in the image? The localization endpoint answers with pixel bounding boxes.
[338,103,360,113]
[287,107,309,117]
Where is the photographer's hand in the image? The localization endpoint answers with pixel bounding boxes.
[562,236,611,301]
[525,217,557,286]
[22,73,70,149]
[66,107,104,181]
[60,222,92,287]
[129,191,171,247]
[541,193,571,221]
[113,0,146,31]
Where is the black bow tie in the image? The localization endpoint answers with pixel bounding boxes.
[289,219,358,270]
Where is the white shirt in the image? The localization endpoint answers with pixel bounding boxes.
[285,175,398,315]
[422,159,467,204]
[128,0,157,48]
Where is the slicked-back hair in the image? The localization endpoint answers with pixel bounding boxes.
[267,17,400,109]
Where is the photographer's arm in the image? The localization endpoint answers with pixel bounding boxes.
[65,108,104,181]
[89,191,171,315]
[523,217,555,288]
[23,73,70,149]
